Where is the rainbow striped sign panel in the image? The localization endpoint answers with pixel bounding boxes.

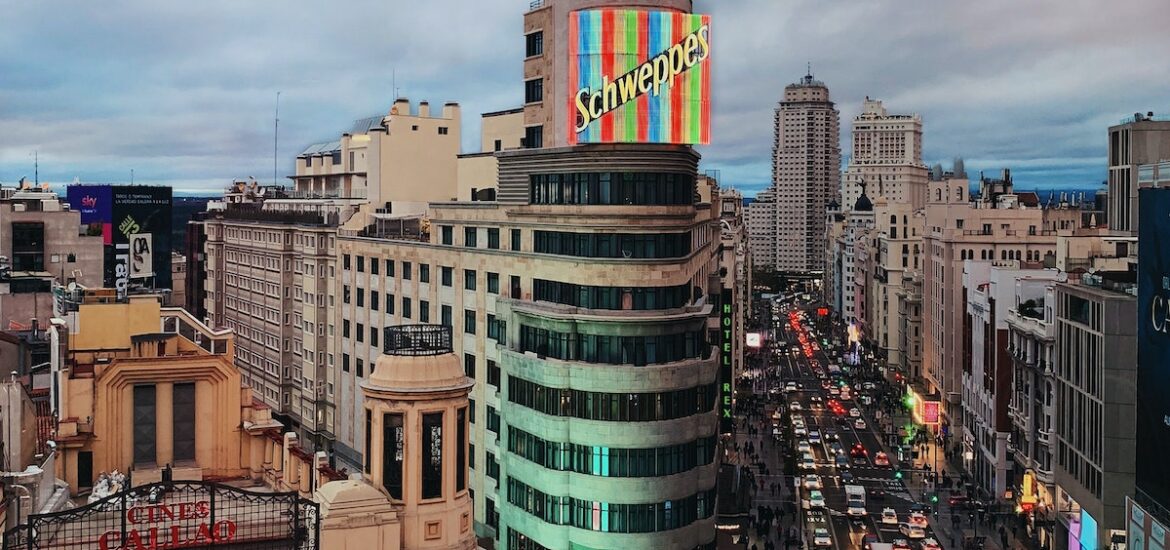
[569,9,711,145]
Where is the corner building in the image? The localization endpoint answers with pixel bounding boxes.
[336,143,720,549]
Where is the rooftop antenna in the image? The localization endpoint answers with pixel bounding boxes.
[274,91,280,187]
[31,150,38,186]
[807,61,812,78]
[130,169,134,185]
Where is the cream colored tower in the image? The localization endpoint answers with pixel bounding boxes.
[361,324,477,549]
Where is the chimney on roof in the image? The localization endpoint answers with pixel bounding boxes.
[418,101,430,118]
[392,98,410,116]
[442,102,460,120]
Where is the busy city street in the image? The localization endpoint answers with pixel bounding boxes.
[731,294,1032,550]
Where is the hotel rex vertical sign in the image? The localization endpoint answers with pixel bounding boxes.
[720,288,734,433]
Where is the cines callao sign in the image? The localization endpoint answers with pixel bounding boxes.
[568,9,711,145]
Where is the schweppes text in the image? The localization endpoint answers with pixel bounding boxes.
[574,24,710,133]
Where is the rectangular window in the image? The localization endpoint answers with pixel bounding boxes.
[383,413,404,499]
[488,272,500,294]
[356,288,364,307]
[370,326,379,348]
[441,266,453,287]
[441,226,453,245]
[343,254,351,270]
[356,256,365,272]
[420,264,430,283]
[464,269,477,291]
[386,260,394,277]
[364,409,372,473]
[465,310,477,335]
[343,353,350,372]
[370,257,379,275]
[422,412,444,499]
[524,78,543,103]
[403,262,412,280]
[488,228,500,249]
[371,290,380,311]
[442,305,453,327]
[438,126,449,135]
[525,31,543,57]
[465,353,476,378]
[465,227,478,247]
[343,285,351,304]
[524,126,543,149]
[511,229,522,251]
[356,323,364,343]
[172,383,196,462]
[488,360,501,388]
[511,275,521,299]
[357,358,365,378]
[133,385,156,465]
[343,320,351,338]
[403,297,412,319]
[457,407,467,491]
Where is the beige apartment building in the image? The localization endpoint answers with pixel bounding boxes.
[333,144,724,549]
[921,174,1081,427]
[746,71,839,273]
[0,186,104,330]
[840,98,927,211]
[1106,112,1170,233]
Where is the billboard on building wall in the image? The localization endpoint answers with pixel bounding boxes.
[1137,188,1170,508]
[67,185,173,298]
[567,9,711,145]
[720,288,734,433]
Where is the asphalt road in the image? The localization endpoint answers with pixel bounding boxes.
[772,308,942,550]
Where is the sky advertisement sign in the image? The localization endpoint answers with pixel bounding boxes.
[1137,188,1170,508]
[68,185,172,297]
[568,9,711,145]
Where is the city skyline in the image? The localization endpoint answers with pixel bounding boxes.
[0,0,1167,196]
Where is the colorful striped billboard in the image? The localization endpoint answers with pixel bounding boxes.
[568,9,711,145]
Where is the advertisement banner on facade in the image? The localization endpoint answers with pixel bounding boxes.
[67,185,173,297]
[567,9,711,145]
[130,233,154,279]
[1137,187,1170,508]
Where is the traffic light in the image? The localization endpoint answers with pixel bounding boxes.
[894,469,904,480]
[930,494,939,503]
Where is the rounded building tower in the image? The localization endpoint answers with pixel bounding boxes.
[362,325,477,549]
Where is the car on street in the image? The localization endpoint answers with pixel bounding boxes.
[828,387,841,397]
[821,380,832,390]
[891,539,913,550]
[790,401,802,412]
[785,381,798,392]
[854,418,867,429]
[834,454,849,469]
[797,440,812,453]
[869,488,887,501]
[808,430,822,443]
[899,523,926,539]
[850,443,868,458]
[813,528,832,547]
[862,382,876,390]
[823,429,838,441]
[808,490,826,508]
[881,508,898,524]
[948,495,970,508]
[874,452,891,467]
[908,512,929,528]
[849,407,862,417]
[794,425,808,437]
[803,474,822,490]
[919,538,942,550]
[800,455,817,470]
[840,470,855,483]
[862,533,880,550]
[829,442,845,455]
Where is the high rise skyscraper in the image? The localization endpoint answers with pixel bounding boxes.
[747,70,840,273]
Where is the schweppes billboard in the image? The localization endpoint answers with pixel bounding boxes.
[568,9,711,145]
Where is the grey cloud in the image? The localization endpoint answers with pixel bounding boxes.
[1,0,1167,194]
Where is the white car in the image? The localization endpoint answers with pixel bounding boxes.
[808,430,822,443]
[881,508,899,525]
[899,523,926,540]
[800,453,817,470]
[803,474,822,490]
[808,490,826,508]
[813,528,833,547]
[849,407,861,418]
[795,425,808,437]
[854,418,867,430]
[797,440,812,453]
[790,401,803,412]
[785,381,798,392]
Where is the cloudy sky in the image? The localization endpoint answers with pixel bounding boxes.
[1,0,1167,197]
